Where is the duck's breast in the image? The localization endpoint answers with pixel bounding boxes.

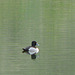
[35,48,39,54]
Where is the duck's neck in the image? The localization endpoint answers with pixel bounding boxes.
[32,45,36,47]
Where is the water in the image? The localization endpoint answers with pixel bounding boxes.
[0,0,75,75]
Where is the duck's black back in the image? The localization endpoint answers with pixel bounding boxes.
[22,46,31,53]
[25,46,31,50]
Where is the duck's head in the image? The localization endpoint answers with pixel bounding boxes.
[31,41,39,47]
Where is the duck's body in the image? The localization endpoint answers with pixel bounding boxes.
[22,46,39,55]
[22,41,39,59]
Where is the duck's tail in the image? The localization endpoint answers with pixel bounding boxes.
[22,48,26,53]
[22,48,29,54]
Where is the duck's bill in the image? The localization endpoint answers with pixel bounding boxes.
[36,43,39,46]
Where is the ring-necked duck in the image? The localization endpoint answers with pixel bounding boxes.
[22,41,39,59]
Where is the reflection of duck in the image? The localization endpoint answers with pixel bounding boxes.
[22,41,39,59]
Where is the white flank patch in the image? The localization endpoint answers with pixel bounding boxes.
[29,47,39,55]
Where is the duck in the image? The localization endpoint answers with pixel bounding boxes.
[22,41,39,59]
